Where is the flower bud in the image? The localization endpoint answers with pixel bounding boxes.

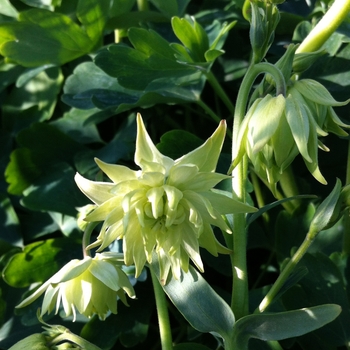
[293,49,326,74]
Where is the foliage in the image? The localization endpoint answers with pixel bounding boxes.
[1,0,350,349]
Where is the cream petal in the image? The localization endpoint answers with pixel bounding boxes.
[85,197,123,222]
[200,190,257,214]
[51,258,92,284]
[146,187,165,219]
[16,279,53,309]
[167,164,198,189]
[40,285,59,315]
[89,259,122,292]
[180,172,230,192]
[95,158,138,183]
[74,173,115,205]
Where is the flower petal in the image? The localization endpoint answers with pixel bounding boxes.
[95,158,139,183]
[294,79,350,107]
[75,173,115,205]
[175,119,227,172]
[135,113,174,173]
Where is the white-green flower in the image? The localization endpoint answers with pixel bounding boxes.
[16,252,135,321]
[75,113,256,282]
[232,79,350,190]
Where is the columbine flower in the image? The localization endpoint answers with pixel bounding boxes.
[75,113,256,282]
[231,79,350,190]
[16,252,135,321]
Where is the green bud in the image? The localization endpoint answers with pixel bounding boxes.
[248,1,280,63]
[293,49,327,74]
[309,179,343,236]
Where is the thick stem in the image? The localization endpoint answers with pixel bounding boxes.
[258,231,316,313]
[296,0,350,54]
[230,62,286,319]
[150,268,173,350]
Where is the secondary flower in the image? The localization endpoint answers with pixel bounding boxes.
[75,113,256,282]
[231,79,350,190]
[16,252,135,321]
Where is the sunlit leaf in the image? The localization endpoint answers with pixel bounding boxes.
[3,237,81,288]
[232,304,341,349]
[0,9,93,67]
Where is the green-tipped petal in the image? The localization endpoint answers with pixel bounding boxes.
[249,94,285,153]
[294,79,350,107]
[285,92,312,163]
[175,119,227,172]
[135,113,174,172]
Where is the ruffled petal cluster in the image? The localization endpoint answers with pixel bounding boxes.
[16,252,135,321]
[75,114,256,282]
[232,79,350,190]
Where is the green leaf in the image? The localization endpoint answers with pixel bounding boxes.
[76,0,110,44]
[0,62,25,93]
[3,67,63,127]
[171,16,209,62]
[246,195,316,227]
[282,253,350,347]
[232,304,341,349]
[2,237,81,288]
[94,28,196,90]
[17,122,84,165]
[0,9,93,67]
[156,129,203,159]
[0,194,22,248]
[63,61,204,112]
[150,0,178,17]
[5,148,42,195]
[151,257,235,342]
[106,10,167,30]
[50,107,103,145]
[5,123,84,195]
[21,163,87,216]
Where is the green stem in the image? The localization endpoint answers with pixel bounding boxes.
[82,222,98,258]
[230,62,286,319]
[279,166,300,211]
[150,268,173,350]
[205,70,235,115]
[342,139,350,255]
[296,0,350,54]
[258,230,316,313]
